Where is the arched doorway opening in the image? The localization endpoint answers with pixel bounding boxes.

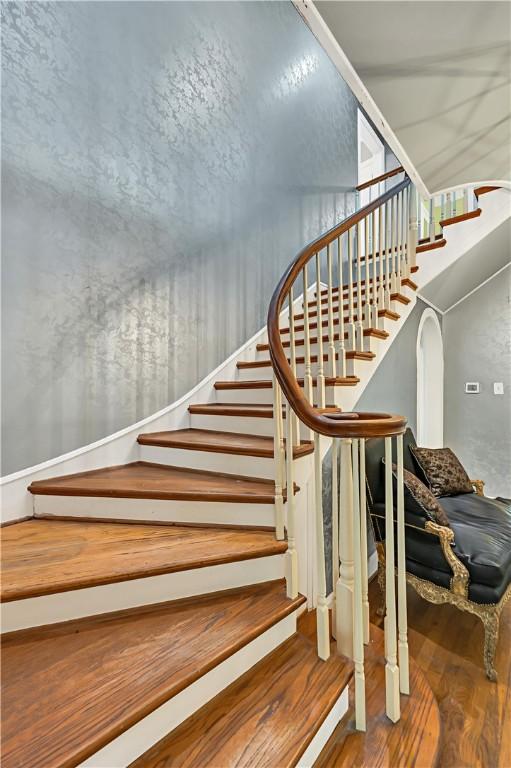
[416,308,444,447]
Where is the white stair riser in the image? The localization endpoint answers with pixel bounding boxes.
[236,356,367,382]
[297,686,349,767]
[139,443,276,479]
[1,554,285,633]
[33,494,277,527]
[189,412,276,436]
[214,384,345,406]
[78,610,299,768]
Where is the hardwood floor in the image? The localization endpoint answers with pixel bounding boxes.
[0,519,287,601]
[1,580,304,768]
[367,579,511,768]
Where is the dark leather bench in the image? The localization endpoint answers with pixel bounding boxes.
[365,428,511,680]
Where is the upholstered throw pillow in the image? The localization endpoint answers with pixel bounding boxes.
[410,446,473,497]
[382,459,450,527]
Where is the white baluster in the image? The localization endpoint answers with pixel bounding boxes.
[363,216,371,329]
[396,433,410,694]
[409,186,418,273]
[356,222,364,350]
[315,431,330,660]
[384,436,400,722]
[378,203,385,312]
[371,209,378,327]
[302,265,314,440]
[390,195,397,294]
[396,191,402,291]
[315,252,326,408]
[352,438,366,731]
[441,193,446,221]
[347,227,356,349]
[331,437,339,638]
[288,288,300,444]
[326,244,336,378]
[337,237,346,377]
[359,438,370,643]
[285,401,298,599]
[429,196,435,242]
[463,187,469,216]
[336,438,354,658]
[385,202,392,310]
[272,373,285,540]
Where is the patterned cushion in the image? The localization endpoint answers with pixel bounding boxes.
[382,459,450,527]
[410,446,474,497]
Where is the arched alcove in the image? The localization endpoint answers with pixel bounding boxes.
[416,308,444,447]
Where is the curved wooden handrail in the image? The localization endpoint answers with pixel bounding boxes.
[356,165,404,192]
[267,177,410,439]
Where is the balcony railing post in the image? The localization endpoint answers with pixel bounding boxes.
[314,432,330,660]
[336,437,354,658]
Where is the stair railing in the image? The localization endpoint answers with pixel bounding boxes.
[417,183,489,243]
[268,171,414,731]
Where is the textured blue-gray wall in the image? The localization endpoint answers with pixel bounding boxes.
[1,1,358,475]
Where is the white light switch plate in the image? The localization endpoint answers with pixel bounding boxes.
[494,382,504,395]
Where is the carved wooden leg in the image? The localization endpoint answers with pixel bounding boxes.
[481,610,499,682]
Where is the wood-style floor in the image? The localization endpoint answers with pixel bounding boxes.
[314,580,511,768]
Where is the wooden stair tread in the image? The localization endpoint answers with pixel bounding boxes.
[280,309,399,335]
[439,208,481,227]
[315,275,414,303]
[138,428,314,459]
[474,185,500,197]
[215,377,359,390]
[129,633,352,768]
[0,519,288,602]
[28,461,293,504]
[1,580,305,768]
[238,350,374,371]
[314,624,440,767]
[293,293,409,322]
[256,327,388,353]
[416,237,447,253]
[189,403,339,416]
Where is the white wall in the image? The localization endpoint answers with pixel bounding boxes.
[443,267,511,498]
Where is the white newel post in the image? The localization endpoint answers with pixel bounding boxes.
[336,438,354,658]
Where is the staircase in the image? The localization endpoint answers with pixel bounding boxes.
[1,176,501,767]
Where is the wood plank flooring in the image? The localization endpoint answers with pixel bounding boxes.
[130,634,352,768]
[0,519,288,601]
[28,461,294,503]
[1,580,304,768]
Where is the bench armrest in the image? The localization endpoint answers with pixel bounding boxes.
[425,521,470,598]
[471,479,485,497]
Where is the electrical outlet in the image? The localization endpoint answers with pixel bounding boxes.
[494,382,504,395]
[465,382,480,394]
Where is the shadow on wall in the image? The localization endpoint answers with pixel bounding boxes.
[1,1,359,474]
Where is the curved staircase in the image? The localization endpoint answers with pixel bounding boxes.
[1,177,501,767]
